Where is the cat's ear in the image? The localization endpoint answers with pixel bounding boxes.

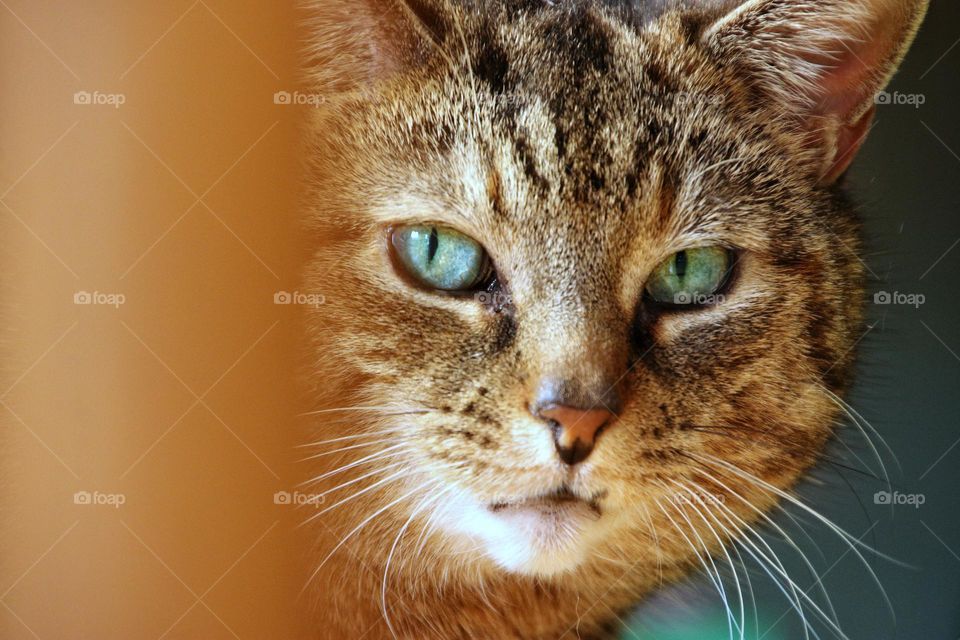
[702,0,928,184]
[302,0,449,94]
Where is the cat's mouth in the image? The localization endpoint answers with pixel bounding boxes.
[488,486,604,518]
[465,484,611,576]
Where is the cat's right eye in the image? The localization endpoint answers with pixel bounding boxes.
[390,224,495,292]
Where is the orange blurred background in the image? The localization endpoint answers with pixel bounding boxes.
[1,2,315,637]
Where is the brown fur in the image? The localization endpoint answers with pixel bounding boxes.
[298,1,927,637]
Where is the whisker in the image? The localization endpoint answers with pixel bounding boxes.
[299,443,412,486]
[306,460,407,502]
[656,491,737,640]
[688,465,842,634]
[299,438,398,462]
[687,424,887,487]
[693,452,900,623]
[638,501,664,586]
[819,383,900,483]
[712,500,822,640]
[683,476,833,639]
[298,406,433,417]
[303,478,442,593]
[296,428,406,448]
[380,485,453,639]
[302,466,420,526]
[672,480,746,640]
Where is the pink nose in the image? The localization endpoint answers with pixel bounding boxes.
[538,405,614,466]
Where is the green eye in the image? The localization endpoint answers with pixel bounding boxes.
[391,225,493,291]
[645,246,733,306]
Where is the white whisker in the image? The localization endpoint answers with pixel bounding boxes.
[303,478,441,593]
[299,438,396,461]
[302,466,422,526]
[656,493,737,640]
[381,486,452,639]
[690,465,841,627]
[307,460,407,501]
[299,443,411,486]
[298,405,431,417]
[694,452,898,625]
[673,480,746,640]
[819,383,900,481]
[296,429,404,448]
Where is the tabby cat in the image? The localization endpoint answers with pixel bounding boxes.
[299,0,928,637]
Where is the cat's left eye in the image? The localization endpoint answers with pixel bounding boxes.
[645,246,734,307]
[390,224,494,292]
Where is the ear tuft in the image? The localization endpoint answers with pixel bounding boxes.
[703,0,929,184]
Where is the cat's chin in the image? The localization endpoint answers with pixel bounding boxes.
[438,488,610,578]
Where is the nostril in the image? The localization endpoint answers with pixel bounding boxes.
[535,404,615,466]
[539,405,612,443]
[555,437,595,466]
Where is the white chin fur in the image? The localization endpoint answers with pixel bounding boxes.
[438,491,605,578]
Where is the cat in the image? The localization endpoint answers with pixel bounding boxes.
[298,0,928,637]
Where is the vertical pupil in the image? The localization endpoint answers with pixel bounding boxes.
[674,250,687,278]
[427,227,439,263]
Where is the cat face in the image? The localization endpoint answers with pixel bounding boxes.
[303,0,925,584]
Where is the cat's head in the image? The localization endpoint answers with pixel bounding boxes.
[303,0,926,580]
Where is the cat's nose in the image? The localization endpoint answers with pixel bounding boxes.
[530,378,622,465]
[535,404,616,466]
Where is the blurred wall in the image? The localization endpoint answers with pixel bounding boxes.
[1,2,314,638]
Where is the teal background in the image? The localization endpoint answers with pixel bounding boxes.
[623,1,960,638]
